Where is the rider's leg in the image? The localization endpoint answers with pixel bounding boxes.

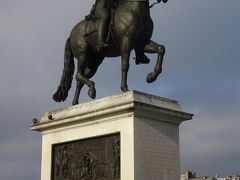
[97,17,110,50]
[95,0,111,51]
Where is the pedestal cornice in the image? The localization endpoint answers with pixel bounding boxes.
[30,90,193,132]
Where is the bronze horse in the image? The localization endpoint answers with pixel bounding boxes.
[53,0,168,105]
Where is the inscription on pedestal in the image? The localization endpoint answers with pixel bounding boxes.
[51,134,120,180]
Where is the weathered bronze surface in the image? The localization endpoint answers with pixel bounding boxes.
[53,0,168,105]
[51,134,120,180]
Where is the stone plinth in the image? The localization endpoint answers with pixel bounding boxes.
[30,90,193,180]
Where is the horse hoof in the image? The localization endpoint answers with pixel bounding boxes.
[88,88,96,99]
[146,72,156,83]
[121,86,129,92]
[72,100,79,105]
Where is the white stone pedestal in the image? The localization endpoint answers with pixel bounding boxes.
[30,90,193,180]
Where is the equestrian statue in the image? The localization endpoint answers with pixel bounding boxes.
[53,0,168,105]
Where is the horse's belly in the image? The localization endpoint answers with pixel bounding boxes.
[102,46,121,58]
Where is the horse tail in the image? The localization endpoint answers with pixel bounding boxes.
[53,37,75,102]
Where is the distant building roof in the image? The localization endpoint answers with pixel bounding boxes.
[181,171,217,180]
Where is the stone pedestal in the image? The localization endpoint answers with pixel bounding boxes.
[30,90,193,180]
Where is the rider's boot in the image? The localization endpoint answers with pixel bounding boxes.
[134,51,151,65]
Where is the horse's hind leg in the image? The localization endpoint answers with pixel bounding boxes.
[144,40,165,83]
[72,65,100,105]
[74,51,97,100]
[72,81,84,105]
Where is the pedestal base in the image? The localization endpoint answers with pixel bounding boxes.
[30,91,192,180]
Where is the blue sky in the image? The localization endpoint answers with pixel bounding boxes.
[0,0,239,179]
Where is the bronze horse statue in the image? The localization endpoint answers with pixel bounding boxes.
[53,0,168,105]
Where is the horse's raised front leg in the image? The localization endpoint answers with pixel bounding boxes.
[120,37,131,92]
[144,40,165,83]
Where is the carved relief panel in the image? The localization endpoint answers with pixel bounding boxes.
[51,133,120,180]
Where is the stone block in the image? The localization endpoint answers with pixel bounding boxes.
[30,90,193,180]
